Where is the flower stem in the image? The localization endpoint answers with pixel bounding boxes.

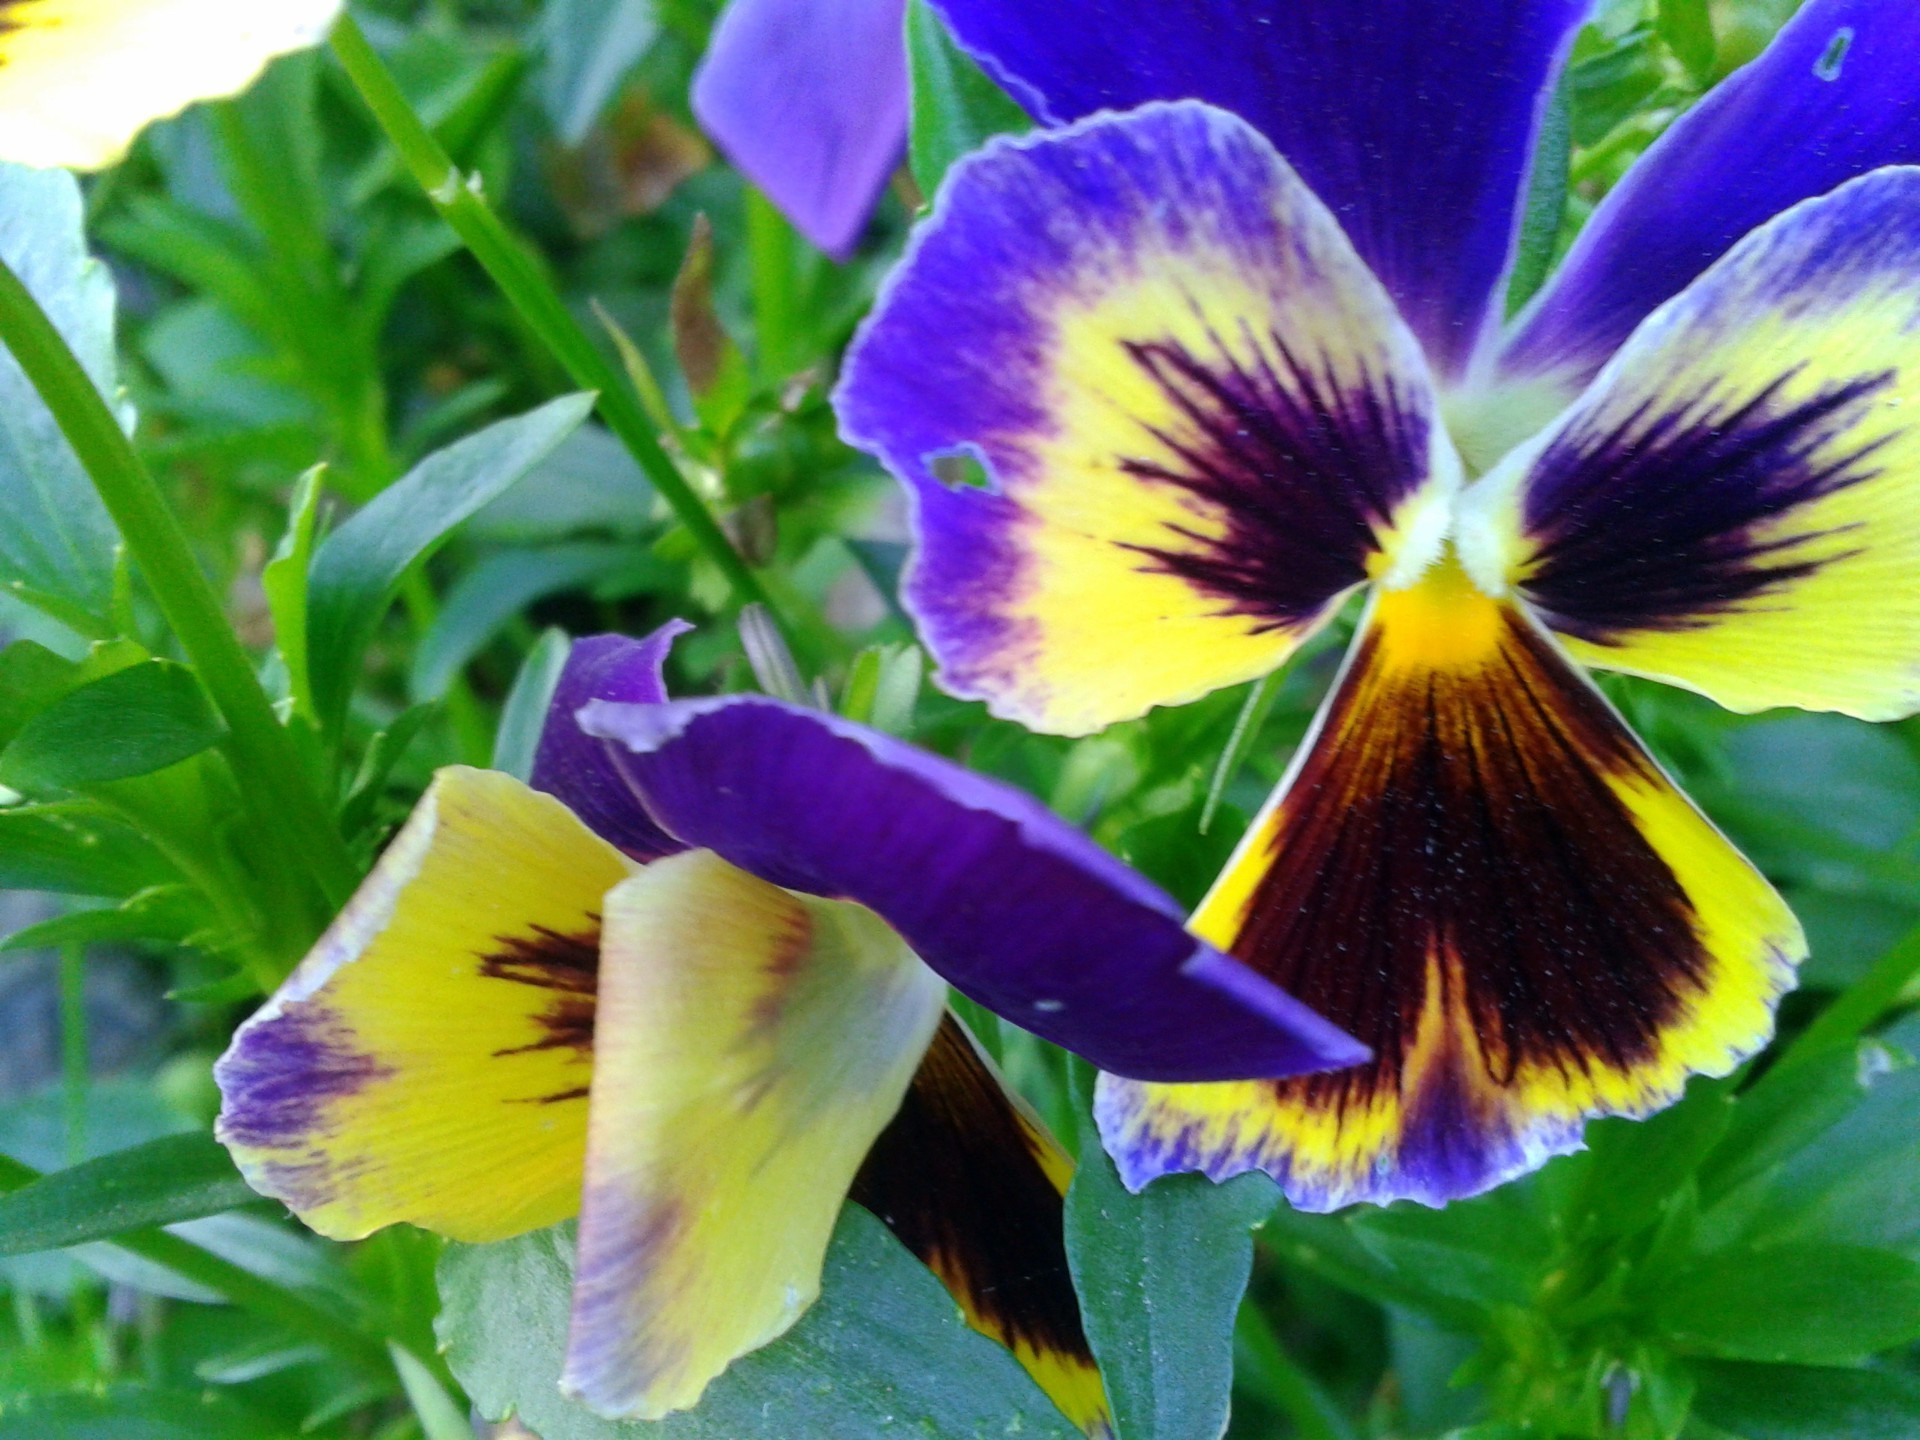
[0,256,359,913]
[329,13,794,634]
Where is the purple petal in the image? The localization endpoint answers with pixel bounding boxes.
[691,0,910,258]
[576,694,1366,1084]
[1499,0,1920,395]
[835,102,1457,736]
[532,624,691,862]
[929,0,1586,374]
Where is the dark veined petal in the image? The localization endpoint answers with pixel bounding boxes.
[1498,0,1920,403]
[691,0,909,257]
[577,693,1366,1084]
[929,0,1586,374]
[1462,167,1920,722]
[214,768,635,1242]
[853,1015,1111,1438]
[0,0,341,170]
[1097,562,1802,1211]
[532,624,691,861]
[837,102,1457,736]
[561,849,946,1419]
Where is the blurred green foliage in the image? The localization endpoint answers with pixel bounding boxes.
[7,0,1920,1437]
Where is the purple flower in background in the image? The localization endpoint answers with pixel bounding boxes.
[214,623,1357,1428]
[835,0,1920,1210]
[692,0,911,257]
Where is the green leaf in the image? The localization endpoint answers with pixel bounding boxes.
[1690,1360,1920,1440]
[1575,1079,1735,1240]
[1505,72,1571,315]
[1065,1109,1276,1440]
[906,0,1030,197]
[1652,1244,1920,1363]
[438,1206,1079,1440]
[410,542,631,701]
[0,163,121,625]
[493,627,572,781]
[0,1385,297,1439]
[1658,0,1718,82]
[0,803,172,895]
[306,393,595,734]
[262,465,324,726]
[0,660,224,792]
[538,0,660,145]
[0,1132,255,1258]
[0,639,79,751]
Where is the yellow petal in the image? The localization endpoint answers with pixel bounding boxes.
[215,767,635,1243]
[561,849,947,1419]
[0,0,340,170]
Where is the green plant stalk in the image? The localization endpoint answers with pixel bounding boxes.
[0,1154,390,1378]
[0,257,359,913]
[329,14,793,635]
[747,187,803,381]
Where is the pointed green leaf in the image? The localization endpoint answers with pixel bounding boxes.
[0,163,121,625]
[1652,1244,1920,1364]
[0,1132,254,1258]
[306,393,595,734]
[538,0,660,145]
[1066,1099,1277,1440]
[0,659,224,792]
[906,0,1030,197]
[493,627,572,781]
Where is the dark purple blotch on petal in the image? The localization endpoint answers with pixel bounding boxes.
[577,694,1366,1084]
[532,624,690,862]
[1520,368,1893,644]
[1118,333,1431,630]
[214,1007,392,1151]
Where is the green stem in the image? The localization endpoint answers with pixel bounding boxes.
[0,258,359,913]
[0,1154,389,1379]
[747,187,803,382]
[329,14,792,634]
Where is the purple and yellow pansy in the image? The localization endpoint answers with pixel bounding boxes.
[214,624,1360,1425]
[835,0,1920,1210]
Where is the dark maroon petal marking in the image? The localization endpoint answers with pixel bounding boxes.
[1119,334,1431,629]
[851,1014,1092,1368]
[1519,369,1893,644]
[479,921,601,1100]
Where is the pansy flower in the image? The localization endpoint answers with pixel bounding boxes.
[0,0,340,170]
[214,623,1359,1424]
[692,0,908,257]
[835,0,1920,1210]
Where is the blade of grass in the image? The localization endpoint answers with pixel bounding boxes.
[328,14,806,651]
[0,255,359,915]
